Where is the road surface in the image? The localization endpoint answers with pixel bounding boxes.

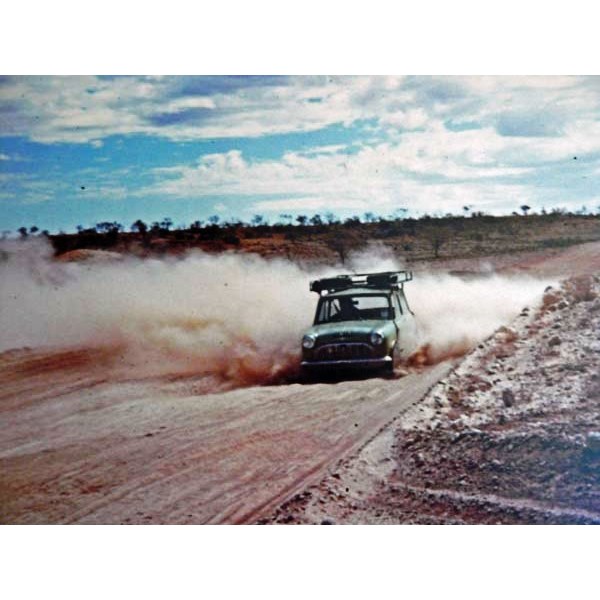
[0,349,451,524]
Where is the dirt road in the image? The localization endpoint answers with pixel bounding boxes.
[0,348,451,524]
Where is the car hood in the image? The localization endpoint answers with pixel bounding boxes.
[304,320,393,340]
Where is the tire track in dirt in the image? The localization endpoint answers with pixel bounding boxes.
[1,361,452,524]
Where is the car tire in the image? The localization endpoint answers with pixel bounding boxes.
[383,352,395,376]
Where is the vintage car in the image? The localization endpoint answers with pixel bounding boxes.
[301,271,418,374]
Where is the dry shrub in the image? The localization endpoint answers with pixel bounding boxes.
[495,326,518,344]
[542,287,562,309]
[563,275,597,303]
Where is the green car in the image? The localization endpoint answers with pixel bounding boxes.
[301,271,418,374]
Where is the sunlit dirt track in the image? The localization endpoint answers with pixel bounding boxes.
[0,350,451,524]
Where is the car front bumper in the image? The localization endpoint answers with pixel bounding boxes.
[301,356,392,369]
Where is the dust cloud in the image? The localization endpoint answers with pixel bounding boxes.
[0,238,318,386]
[407,272,550,365]
[347,244,550,366]
[0,239,550,387]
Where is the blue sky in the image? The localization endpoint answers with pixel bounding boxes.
[1,75,600,233]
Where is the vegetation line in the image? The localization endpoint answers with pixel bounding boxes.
[8,209,600,265]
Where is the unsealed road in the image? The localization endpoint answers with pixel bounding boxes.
[0,351,451,524]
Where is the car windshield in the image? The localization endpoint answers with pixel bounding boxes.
[315,294,392,323]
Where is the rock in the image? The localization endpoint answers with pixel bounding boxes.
[542,290,561,309]
[320,518,335,525]
[548,335,562,347]
[502,388,515,407]
[447,408,461,421]
[586,432,600,451]
[497,326,518,343]
[447,388,461,405]
[415,452,426,467]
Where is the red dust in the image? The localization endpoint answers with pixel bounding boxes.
[408,341,475,367]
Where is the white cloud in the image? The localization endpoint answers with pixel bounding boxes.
[252,197,370,213]
[3,75,600,218]
[3,75,599,147]
[379,107,428,130]
[0,153,9,160]
[298,144,348,156]
[164,96,216,112]
[139,140,539,218]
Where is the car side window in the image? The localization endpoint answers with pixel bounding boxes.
[329,299,341,320]
[317,299,327,322]
[317,298,341,322]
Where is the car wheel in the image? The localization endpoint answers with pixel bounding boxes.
[383,351,395,376]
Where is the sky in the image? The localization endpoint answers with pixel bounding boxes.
[1,75,600,234]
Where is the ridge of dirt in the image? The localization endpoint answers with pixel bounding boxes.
[264,273,600,524]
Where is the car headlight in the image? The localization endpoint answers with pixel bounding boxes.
[370,331,384,346]
[302,334,316,349]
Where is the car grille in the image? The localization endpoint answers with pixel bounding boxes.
[315,343,373,361]
[317,332,370,345]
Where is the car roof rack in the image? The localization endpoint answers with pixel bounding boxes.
[310,271,413,295]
